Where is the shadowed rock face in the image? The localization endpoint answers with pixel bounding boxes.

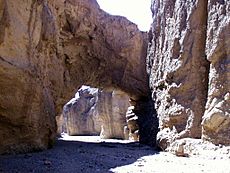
[147,0,230,149]
[0,0,150,154]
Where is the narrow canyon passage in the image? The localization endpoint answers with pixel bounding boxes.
[0,0,229,172]
[0,0,158,154]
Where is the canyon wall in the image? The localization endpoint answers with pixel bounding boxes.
[147,0,229,149]
[202,0,230,145]
[0,0,150,154]
[1,0,228,154]
[58,86,129,139]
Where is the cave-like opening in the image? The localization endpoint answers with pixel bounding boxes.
[56,85,142,143]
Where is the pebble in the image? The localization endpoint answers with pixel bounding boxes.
[44,160,52,166]
[138,164,144,167]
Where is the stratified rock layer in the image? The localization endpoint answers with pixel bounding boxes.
[147,0,230,149]
[0,0,149,154]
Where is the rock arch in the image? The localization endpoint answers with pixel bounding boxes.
[0,0,158,153]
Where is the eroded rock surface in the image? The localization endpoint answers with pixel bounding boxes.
[147,0,230,149]
[1,0,228,155]
[0,0,149,154]
[62,87,101,136]
[98,89,130,139]
[59,86,129,139]
[202,0,230,145]
[147,0,209,146]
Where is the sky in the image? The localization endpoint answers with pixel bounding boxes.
[96,0,152,31]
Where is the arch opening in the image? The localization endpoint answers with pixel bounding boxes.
[57,85,132,141]
[56,85,159,147]
[0,0,159,154]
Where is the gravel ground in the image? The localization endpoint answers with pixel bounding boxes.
[0,135,229,173]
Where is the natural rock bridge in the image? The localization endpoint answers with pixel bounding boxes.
[0,0,229,155]
[0,0,157,154]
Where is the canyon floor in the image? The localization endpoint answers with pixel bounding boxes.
[0,135,229,173]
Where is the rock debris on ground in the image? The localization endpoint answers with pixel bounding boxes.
[0,136,229,173]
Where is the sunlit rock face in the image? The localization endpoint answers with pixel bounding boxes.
[62,87,101,136]
[147,0,230,149]
[97,89,130,139]
[58,86,129,139]
[0,0,149,154]
[202,0,230,145]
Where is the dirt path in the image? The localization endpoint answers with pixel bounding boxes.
[0,136,229,173]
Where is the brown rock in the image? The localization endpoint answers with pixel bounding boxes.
[125,106,139,141]
[174,141,189,157]
[202,0,230,145]
[0,0,149,153]
[56,114,66,136]
[4,0,229,155]
[147,0,210,146]
[157,127,177,151]
[123,126,129,140]
[148,0,230,149]
[98,90,130,139]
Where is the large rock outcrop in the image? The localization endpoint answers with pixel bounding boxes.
[61,87,101,136]
[202,0,230,145]
[97,89,130,139]
[0,0,150,154]
[59,86,129,139]
[147,0,229,149]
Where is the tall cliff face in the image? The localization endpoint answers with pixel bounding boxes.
[147,0,229,149]
[202,0,230,145]
[0,0,149,154]
[58,86,129,139]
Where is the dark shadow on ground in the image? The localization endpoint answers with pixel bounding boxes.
[0,139,159,173]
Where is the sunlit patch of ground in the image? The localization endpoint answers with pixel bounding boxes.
[59,133,132,144]
[111,152,230,173]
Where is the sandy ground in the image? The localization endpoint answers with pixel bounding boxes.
[0,135,229,173]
